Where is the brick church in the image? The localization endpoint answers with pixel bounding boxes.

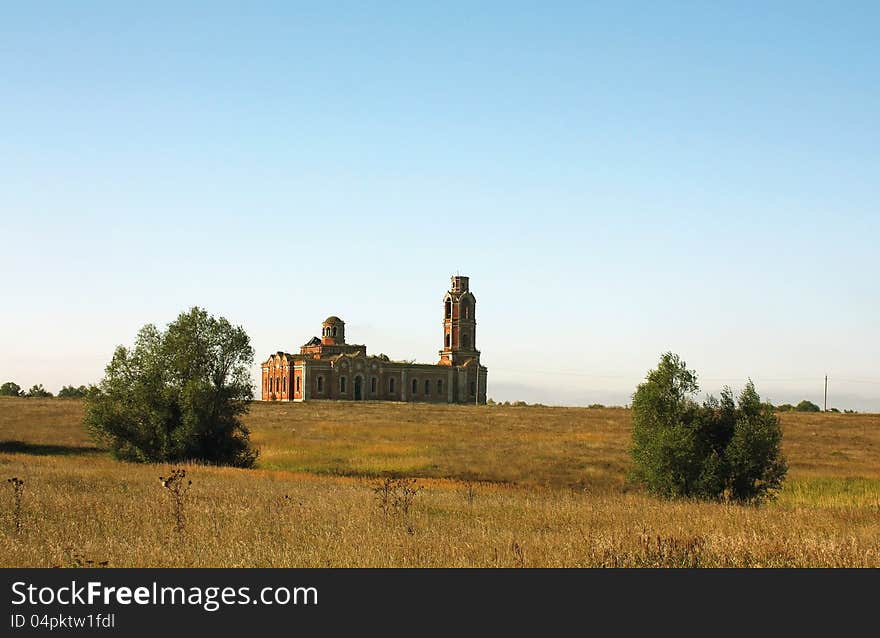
[261,275,487,404]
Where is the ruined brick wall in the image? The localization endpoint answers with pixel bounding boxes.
[262,354,293,402]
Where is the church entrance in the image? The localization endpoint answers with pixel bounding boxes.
[354,375,363,401]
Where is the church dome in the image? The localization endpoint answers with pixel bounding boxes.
[323,316,343,325]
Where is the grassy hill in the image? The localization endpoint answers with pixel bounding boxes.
[1,397,878,567]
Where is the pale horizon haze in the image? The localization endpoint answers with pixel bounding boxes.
[2,3,878,410]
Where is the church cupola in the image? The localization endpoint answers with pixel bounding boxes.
[321,316,345,345]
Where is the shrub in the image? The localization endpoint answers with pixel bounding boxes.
[774,403,795,412]
[795,400,821,412]
[84,307,258,467]
[630,352,787,504]
[25,385,53,398]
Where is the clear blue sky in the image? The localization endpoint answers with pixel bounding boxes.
[2,2,878,409]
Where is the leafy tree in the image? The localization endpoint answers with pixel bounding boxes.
[722,382,788,503]
[84,307,258,467]
[630,353,704,499]
[26,384,53,398]
[795,400,821,412]
[630,352,787,504]
[0,382,23,397]
[58,385,88,398]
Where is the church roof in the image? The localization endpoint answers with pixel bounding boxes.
[322,316,343,324]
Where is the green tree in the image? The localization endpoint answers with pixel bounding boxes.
[630,353,704,499]
[795,400,821,412]
[26,384,53,398]
[58,385,88,398]
[0,382,23,397]
[723,382,788,502]
[84,307,258,467]
[630,352,787,504]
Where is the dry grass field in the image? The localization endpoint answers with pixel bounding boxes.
[1,397,879,567]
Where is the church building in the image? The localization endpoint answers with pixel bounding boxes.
[261,275,487,404]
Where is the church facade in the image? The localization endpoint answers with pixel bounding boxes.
[261,275,487,404]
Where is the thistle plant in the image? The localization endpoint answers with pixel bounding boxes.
[6,477,24,534]
[159,468,192,536]
[372,477,422,518]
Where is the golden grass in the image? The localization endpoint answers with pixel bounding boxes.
[1,397,879,567]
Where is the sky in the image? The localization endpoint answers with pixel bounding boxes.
[1,2,878,410]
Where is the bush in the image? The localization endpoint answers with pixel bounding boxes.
[774,403,795,412]
[630,352,787,504]
[84,307,258,467]
[0,382,23,397]
[795,400,821,412]
[58,385,88,398]
[25,384,53,398]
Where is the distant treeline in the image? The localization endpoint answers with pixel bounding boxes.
[774,399,856,414]
[0,382,88,398]
[487,399,628,409]
[485,396,856,413]
[0,381,859,414]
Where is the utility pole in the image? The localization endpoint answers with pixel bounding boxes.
[824,375,828,412]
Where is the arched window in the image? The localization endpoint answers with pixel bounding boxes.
[389,377,396,393]
[332,326,337,337]
[461,299,470,319]
[317,376,324,393]
[269,378,273,393]
[283,378,287,393]
[412,378,418,394]
[340,376,347,393]
[445,299,452,318]
[371,377,377,394]
[437,379,443,395]
[445,333,450,348]
[462,333,470,348]
[469,381,476,396]
[424,380,430,395]
[296,377,301,393]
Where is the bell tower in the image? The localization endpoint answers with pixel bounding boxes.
[321,316,345,345]
[439,275,479,366]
